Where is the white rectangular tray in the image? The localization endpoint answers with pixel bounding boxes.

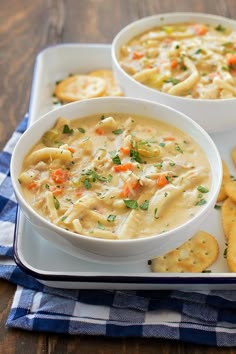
[13,44,236,289]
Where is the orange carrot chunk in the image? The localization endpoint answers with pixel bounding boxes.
[51,169,69,184]
[132,51,144,60]
[120,146,130,155]
[227,53,236,66]
[157,174,169,188]
[95,128,105,135]
[27,181,38,190]
[120,180,139,198]
[163,136,175,141]
[170,59,178,69]
[192,24,208,36]
[114,163,134,172]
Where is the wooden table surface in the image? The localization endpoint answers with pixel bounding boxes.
[1,0,236,352]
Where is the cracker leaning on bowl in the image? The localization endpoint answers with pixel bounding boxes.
[54,69,123,102]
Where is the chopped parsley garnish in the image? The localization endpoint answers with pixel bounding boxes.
[195,48,202,54]
[159,142,166,147]
[78,127,85,133]
[214,204,222,210]
[175,144,183,154]
[154,208,159,219]
[100,115,105,120]
[139,200,149,211]
[175,44,180,49]
[53,196,60,209]
[164,77,180,85]
[154,162,163,168]
[195,199,207,206]
[202,270,212,273]
[61,215,67,222]
[215,24,225,32]
[169,162,175,166]
[164,192,168,197]
[112,154,121,165]
[130,149,143,163]
[45,184,50,190]
[112,129,123,135]
[166,176,172,184]
[83,179,92,189]
[62,124,74,135]
[81,169,112,183]
[197,185,209,193]
[107,174,113,183]
[97,221,105,230]
[107,214,116,222]
[123,199,139,209]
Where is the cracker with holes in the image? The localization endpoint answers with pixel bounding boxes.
[89,69,123,96]
[217,159,231,203]
[225,180,236,203]
[226,223,236,272]
[221,197,236,240]
[151,231,219,273]
[54,75,107,102]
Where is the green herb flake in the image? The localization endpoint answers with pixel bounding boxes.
[164,77,180,85]
[214,204,222,210]
[195,48,202,54]
[61,215,67,222]
[112,154,121,165]
[53,196,60,210]
[197,185,209,193]
[169,162,175,167]
[62,124,74,135]
[195,199,207,206]
[159,142,166,147]
[164,192,168,197]
[154,208,159,219]
[123,199,139,209]
[166,176,172,184]
[107,214,116,222]
[130,149,143,163]
[78,127,85,133]
[97,221,105,230]
[202,270,212,273]
[83,179,92,189]
[112,129,123,135]
[107,174,113,183]
[224,247,228,258]
[100,115,105,120]
[175,144,183,154]
[139,200,149,211]
[215,24,225,32]
[45,184,50,190]
[175,44,180,49]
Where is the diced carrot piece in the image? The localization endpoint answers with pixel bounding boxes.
[51,169,69,184]
[120,180,139,198]
[27,181,38,190]
[114,163,134,172]
[170,59,178,69]
[156,175,169,188]
[227,53,236,66]
[67,146,75,153]
[120,146,130,155]
[163,136,175,141]
[132,51,144,60]
[50,186,63,196]
[95,128,105,135]
[192,24,208,36]
[76,188,84,198]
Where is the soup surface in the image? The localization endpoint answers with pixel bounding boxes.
[119,22,236,99]
[19,114,211,240]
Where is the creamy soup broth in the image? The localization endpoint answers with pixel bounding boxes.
[19,114,211,240]
[119,22,236,99]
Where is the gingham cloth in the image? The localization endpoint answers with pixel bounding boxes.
[1,115,236,346]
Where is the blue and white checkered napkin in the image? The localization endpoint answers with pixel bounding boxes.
[2,115,236,346]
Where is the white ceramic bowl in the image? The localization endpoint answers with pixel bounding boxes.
[112,12,236,133]
[11,97,222,263]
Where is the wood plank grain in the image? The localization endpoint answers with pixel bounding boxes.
[1,0,236,353]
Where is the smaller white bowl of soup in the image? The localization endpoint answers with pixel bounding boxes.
[11,97,222,263]
[112,13,236,133]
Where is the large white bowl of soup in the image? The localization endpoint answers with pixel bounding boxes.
[112,12,236,133]
[11,97,222,263]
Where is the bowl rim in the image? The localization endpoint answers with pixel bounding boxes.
[111,11,236,104]
[10,97,222,245]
